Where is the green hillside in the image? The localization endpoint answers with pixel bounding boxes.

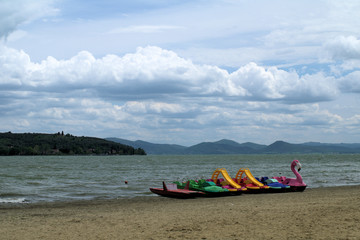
[0,132,146,156]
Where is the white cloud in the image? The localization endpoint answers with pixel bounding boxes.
[226,63,338,102]
[0,45,30,88]
[0,45,342,104]
[339,71,360,93]
[322,35,360,76]
[123,101,186,114]
[6,30,28,42]
[229,63,284,99]
[0,45,352,145]
[325,36,360,61]
[347,114,360,127]
[108,25,185,34]
[0,0,58,39]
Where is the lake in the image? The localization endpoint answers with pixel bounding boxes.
[1,154,359,204]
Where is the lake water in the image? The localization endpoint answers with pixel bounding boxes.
[1,154,359,204]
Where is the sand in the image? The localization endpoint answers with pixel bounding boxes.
[1,186,360,240]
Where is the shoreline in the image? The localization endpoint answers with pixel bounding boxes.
[0,184,358,207]
[0,184,357,209]
[1,185,360,239]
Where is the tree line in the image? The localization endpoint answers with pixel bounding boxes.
[0,132,146,156]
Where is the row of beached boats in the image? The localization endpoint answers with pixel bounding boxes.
[150,159,307,198]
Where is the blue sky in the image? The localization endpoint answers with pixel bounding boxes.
[1,0,360,145]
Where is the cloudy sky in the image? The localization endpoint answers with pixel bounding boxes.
[1,0,360,146]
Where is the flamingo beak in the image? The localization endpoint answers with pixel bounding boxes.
[297,162,302,172]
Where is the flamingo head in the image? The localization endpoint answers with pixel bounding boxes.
[292,159,302,172]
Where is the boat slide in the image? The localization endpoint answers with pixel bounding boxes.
[236,168,267,187]
[211,168,244,190]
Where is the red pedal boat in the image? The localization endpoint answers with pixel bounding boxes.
[150,181,205,198]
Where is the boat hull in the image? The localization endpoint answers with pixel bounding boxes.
[149,188,204,198]
[288,185,307,192]
[149,181,205,199]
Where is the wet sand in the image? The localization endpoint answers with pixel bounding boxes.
[1,185,360,240]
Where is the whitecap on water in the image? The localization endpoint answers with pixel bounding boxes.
[0,197,28,203]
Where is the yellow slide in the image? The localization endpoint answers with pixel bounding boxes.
[235,168,269,190]
[211,168,244,190]
[243,169,264,187]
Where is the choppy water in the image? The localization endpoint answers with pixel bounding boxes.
[1,154,359,204]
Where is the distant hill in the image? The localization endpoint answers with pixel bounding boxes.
[261,141,315,154]
[106,138,360,155]
[185,139,264,154]
[303,142,360,149]
[260,140,359,154]
[106,138,186,155]
[0,132,146,155]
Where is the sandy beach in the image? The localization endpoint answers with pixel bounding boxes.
[1,185,360,240]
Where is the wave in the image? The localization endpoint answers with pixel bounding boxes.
[0,197,28,203]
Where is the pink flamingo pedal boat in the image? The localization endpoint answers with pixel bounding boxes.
[273,159,307,192]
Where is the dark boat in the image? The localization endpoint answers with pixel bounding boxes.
[150,181,205,198]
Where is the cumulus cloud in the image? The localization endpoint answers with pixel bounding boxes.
[0,0,57,39]
[2,45,357,144]
[25,46,227,98]
[339,71,360,93]
[0,46,30,88]
[322,35,360,81]
[226,63,338,102]
[0,45,341,104]
[325,36,360,61]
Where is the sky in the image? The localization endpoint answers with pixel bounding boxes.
[1,0,360,146]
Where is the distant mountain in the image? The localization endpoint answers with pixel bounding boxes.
[303,142,360,149]
[214,139,266,150]
[106,138,186,155]
[106,138,360,155]
[185,139,265,154]
[261,141,317,154]
[254,140,360,154]
[106,138,268,155]
[237,141,267,150]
